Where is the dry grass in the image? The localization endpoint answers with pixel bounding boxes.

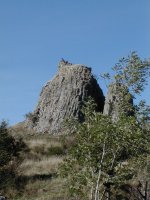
[12,178,70,200]
[11,122,36,139]
[27,138,64,156]
[8,124,75,200]
[27,138,62,149]
[19,156,64,176]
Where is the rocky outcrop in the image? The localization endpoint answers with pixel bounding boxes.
[103,83,134,120]
[26,60,105,134]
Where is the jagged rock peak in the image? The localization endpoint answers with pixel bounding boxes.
[58,58,73,68]
[25,60,105,134]
[103,83,134,121]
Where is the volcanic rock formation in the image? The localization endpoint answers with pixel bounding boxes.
[103,83,134,121]
[25,60,105,134]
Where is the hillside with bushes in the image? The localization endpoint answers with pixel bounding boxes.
[0,52,150,200]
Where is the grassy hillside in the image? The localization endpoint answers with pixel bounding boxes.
[8,124,73,200]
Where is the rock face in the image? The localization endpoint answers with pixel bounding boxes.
[103,83,134,121]
[26,60,105,134]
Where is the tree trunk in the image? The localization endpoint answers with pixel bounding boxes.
[94,142,106,200]
[105,190,111,200]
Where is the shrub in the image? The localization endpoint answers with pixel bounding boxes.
[48,146,65,156]
[0,121,26,191]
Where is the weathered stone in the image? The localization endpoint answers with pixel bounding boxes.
[26,60,105,134]
[103,83,134,121]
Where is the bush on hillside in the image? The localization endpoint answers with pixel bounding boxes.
[0,121,27,192]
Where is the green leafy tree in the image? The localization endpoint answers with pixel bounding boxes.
[61,100,149,200]
[60,52,150,200]
[101,52,150,119]
[111,51,150,94]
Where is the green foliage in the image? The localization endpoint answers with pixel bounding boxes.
[61,53,150,200]
[100,52,150,124]
[112,52,150,95]
[48,146,65,156]
[60,100,150,199]
[0,121,26,191]
[135,100,150,127]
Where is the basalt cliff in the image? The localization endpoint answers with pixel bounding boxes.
[25,60,105,134]
[25,60,134,134]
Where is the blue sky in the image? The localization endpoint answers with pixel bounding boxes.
[0,0,150,125]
